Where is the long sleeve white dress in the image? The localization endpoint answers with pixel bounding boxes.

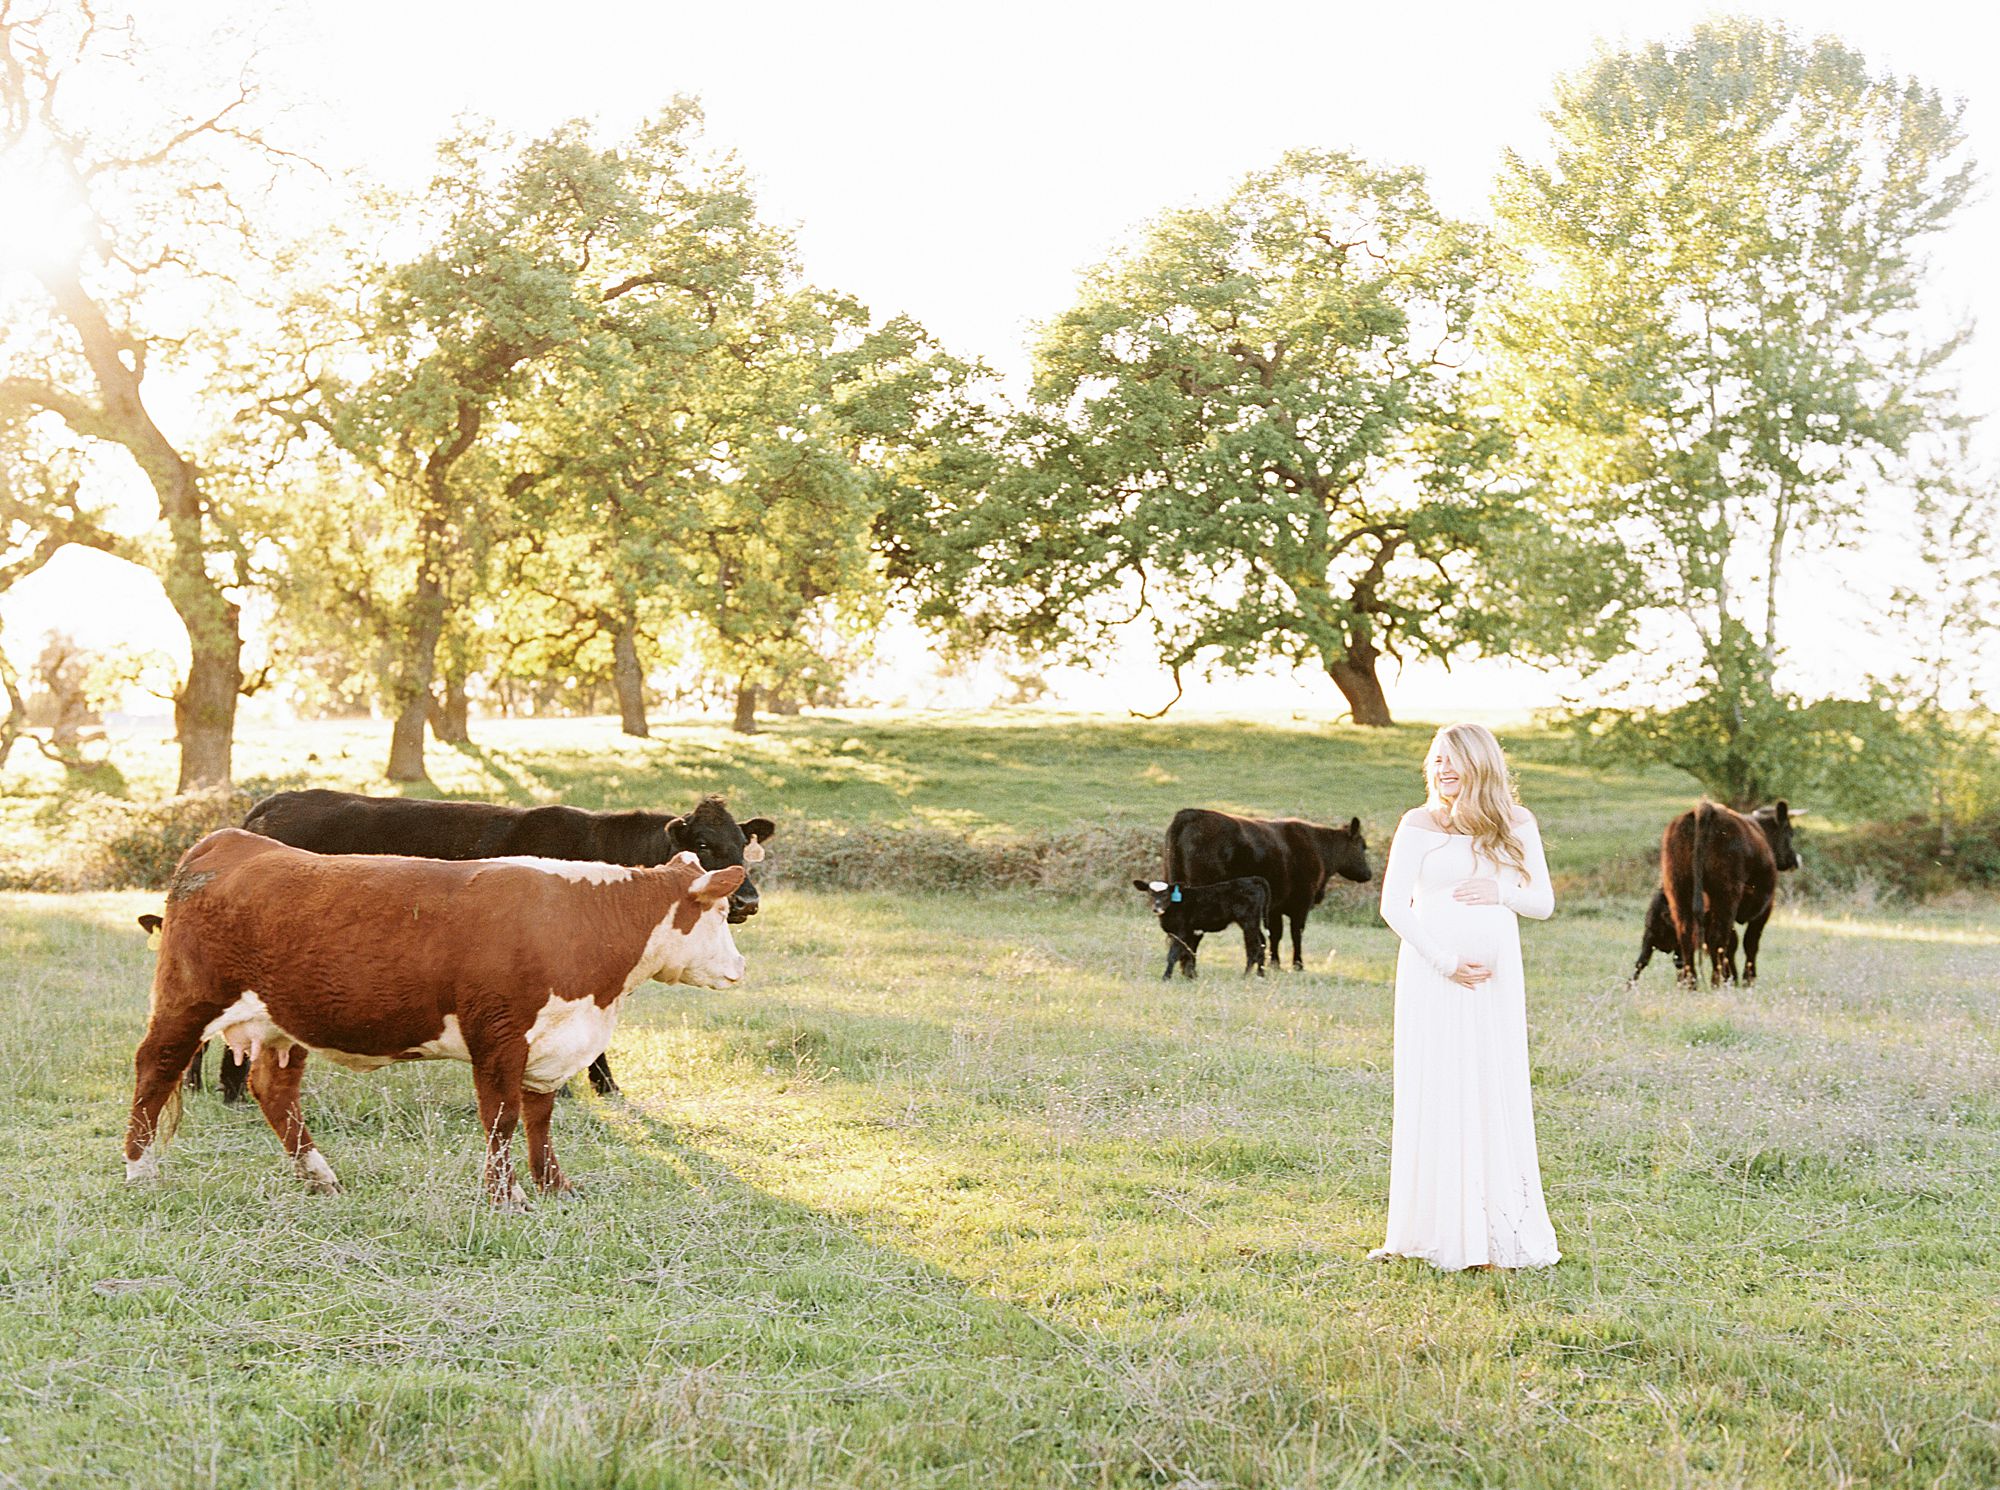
[1370,810,1561,1271]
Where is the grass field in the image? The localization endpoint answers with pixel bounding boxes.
[2,713,1995,1487]
[4,888,1998,1487]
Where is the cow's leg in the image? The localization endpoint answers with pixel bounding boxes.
[1242,918,1265,976]
[1290,913,1306,971]
[182,1040,206,1093]
[1701,907,1733,985]
[1161,937,1180,981]
[1181,930,1202,979]
[124,998,217,1181]
[1742,906,1772,984]
[218,1046,251,1105]
[1719,925,1742,984]
[470,1046,530,1209]
[586,1052,619,1097]
[248,1046,338,1194]
[521,1088,571,1194]
[1631,936,1654,982]
[1673,909,1701,989]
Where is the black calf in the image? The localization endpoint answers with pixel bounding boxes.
[1628,889,1689,983]
[1132,876,1271,980]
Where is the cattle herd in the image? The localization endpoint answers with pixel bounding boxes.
[121,785,1800,1206]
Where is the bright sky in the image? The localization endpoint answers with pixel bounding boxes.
[5,0,1997,721]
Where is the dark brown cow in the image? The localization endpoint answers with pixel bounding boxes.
[1658,801,1801,987]
[1165,808,1372,970]
[124,829,746,1207]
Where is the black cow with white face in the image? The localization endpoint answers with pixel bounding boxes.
[178,789,775,1098]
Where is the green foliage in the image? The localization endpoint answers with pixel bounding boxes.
[2,785,253,890]
[904,149,1616,725]
[1566,679,1933,813]
[263,102,791,774]
[1493,17,1976,780]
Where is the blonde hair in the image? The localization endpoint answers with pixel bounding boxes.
[1424,723,1527,878]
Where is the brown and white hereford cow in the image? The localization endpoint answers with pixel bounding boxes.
[123,828,746,1207]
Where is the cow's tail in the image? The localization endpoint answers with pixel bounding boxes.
[155,1081,185,1148]
[1690,801,1714,975]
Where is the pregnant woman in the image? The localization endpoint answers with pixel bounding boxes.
[1370,722,1561,1272]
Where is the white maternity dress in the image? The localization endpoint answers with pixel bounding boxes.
[1370,811,1561,1271]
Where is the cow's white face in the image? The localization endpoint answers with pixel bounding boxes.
[637,859,748,990]
[670,897,746,989]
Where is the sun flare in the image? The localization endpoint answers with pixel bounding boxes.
[0,148,91,273]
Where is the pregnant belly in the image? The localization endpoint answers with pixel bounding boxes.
[1419,894,1512,967]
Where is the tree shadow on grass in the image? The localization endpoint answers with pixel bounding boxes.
[576,1093,1295,1488]
[440,741,542,804]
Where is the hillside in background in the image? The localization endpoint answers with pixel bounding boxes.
[3,710,1710,897]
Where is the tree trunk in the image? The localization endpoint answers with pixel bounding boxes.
[1325,647,1393,727]
[386,561,446,783]
[0,657,25,775]
[732,681,760,734]
[40,272,242,788]
[174,617,242,791]
[612,619,649,738]
[427,678,470,744]
[427,654,471,744]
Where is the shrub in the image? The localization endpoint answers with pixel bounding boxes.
[759,820,1165,900]
[33,788,258,891]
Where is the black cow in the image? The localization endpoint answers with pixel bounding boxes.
[1656,800,1801,987]
[1164,808,1372,971]
[1132,876,1271,980]
[183,790,774,1100]
[1628,890,1687,984]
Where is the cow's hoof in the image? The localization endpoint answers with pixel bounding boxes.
[124,1146,162,1184]
[493,1181,533,1214]
[297,1151,342,1195]
[589,1081,621,1098]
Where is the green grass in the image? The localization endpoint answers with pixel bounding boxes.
[0,710,1702,891]
[3,879,1997,1488]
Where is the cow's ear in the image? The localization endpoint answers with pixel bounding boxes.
[1774,800,1790,823]
[662,814,690,845]
[692,865,747,903]
[1349,816,1361,836]
[1132,880,1153,893]
[741,817,775,843]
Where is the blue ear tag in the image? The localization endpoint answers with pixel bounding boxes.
[1170,886,1182,903]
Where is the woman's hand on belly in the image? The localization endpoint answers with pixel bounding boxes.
[1452,877,1500,905]
[1448,957,1493,988]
